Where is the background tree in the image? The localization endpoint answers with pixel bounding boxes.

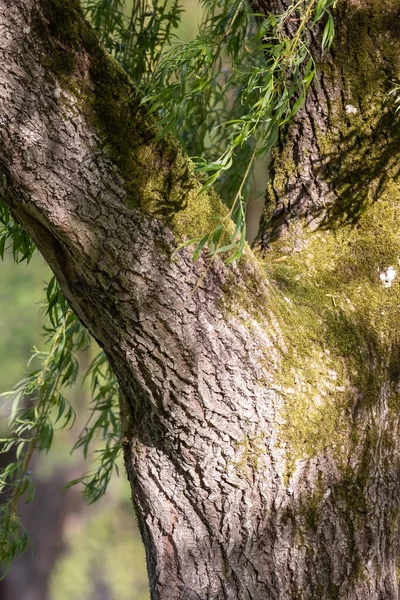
[1,0,400,599]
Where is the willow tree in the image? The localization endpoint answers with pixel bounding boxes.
[1,0,400,598]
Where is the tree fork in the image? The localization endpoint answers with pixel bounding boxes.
[1,1,400,599]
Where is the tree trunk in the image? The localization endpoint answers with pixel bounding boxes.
[1,1,400,599]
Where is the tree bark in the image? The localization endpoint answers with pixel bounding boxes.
[1,1,400,599]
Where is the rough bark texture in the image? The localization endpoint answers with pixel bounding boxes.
[1,1,400,599]
[258,0,400,242]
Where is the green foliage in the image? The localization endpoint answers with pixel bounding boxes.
[143,0,337,260]
[82,0,183,85]
[388,81,400,113]
[67,351,121,503]
[0,203,35,263]
[82,0,337,262]
[0,279,120,576]
[0,280,82,576]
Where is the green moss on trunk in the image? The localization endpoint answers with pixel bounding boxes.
[35,0,228,243]
[219,1,400,484]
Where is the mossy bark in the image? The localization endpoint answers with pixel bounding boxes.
[1,0,400,598]
[255,0,400,597]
